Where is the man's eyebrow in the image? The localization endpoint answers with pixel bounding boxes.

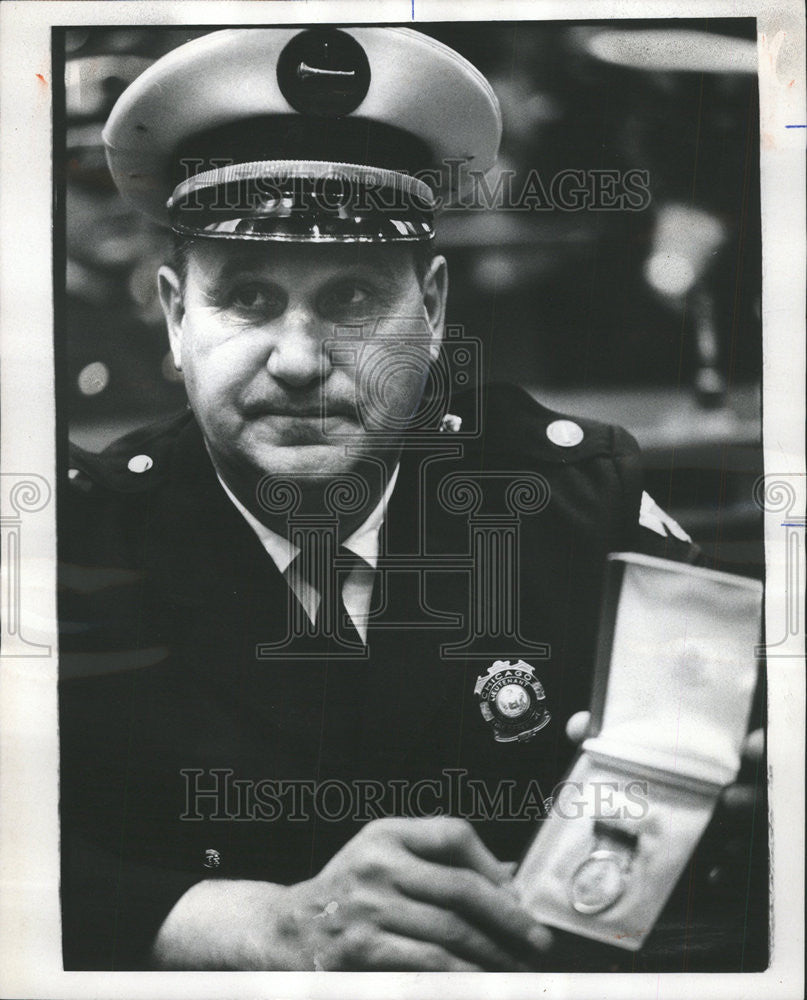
[333,251,407,284]
[202,249,407,285]
[359,254,402,283]
[205,251,276,284]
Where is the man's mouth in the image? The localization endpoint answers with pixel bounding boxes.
[244,403,357,421]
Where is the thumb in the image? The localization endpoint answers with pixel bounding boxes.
[565,711,591,744]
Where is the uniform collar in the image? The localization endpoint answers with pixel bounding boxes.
[217,464,400,573]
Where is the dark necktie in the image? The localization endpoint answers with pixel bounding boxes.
[288,541,368,650]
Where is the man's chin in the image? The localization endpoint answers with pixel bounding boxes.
[245,442,363,479]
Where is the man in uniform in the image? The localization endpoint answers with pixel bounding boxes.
[58,26,764,972]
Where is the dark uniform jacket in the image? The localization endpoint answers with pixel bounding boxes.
[58,384,764,971]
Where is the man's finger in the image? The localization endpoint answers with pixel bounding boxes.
[344,929,485,972]
[742,728,764,762]
[385,817,510,885]
[565,710,591,744]
[378,896,534,971]
[720,784,760,810]
[399,856,553,959]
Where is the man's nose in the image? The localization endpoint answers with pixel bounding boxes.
[265,309,329,387]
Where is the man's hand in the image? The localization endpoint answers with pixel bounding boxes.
[150,816,553,971]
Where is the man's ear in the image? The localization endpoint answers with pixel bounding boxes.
[157,265,185,371]
[422,254,448,361]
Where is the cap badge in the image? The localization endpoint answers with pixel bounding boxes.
[474,659,551,743]
[277,29,371,116]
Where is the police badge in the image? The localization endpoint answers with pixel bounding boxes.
[474,659,551,742]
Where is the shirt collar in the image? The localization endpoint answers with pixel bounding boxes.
[217,464,400,574]
[340,463,399,569]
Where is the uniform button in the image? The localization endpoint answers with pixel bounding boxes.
[203,848,221,870]
[67,467,92,491]
[127,454,154,473]
[546,419,584,448]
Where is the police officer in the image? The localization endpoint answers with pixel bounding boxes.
[59,26,763,972]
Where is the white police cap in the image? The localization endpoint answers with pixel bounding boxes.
[103,27,501,242]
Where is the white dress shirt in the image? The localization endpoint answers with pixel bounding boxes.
[217,466,399,644]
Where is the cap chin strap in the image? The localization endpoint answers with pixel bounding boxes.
[167,159,435,211]
[167,158,436,242]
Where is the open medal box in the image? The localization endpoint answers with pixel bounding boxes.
[514,552,763,950]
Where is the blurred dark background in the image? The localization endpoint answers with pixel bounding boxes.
[57,20,762,578]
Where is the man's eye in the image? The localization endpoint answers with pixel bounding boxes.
[335,285,368,306]
[321,283,373,313]
[228,284,284,314]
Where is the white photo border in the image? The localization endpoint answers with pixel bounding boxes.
[0,2,804,998]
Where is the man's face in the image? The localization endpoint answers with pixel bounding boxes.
[158,240,446,492]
